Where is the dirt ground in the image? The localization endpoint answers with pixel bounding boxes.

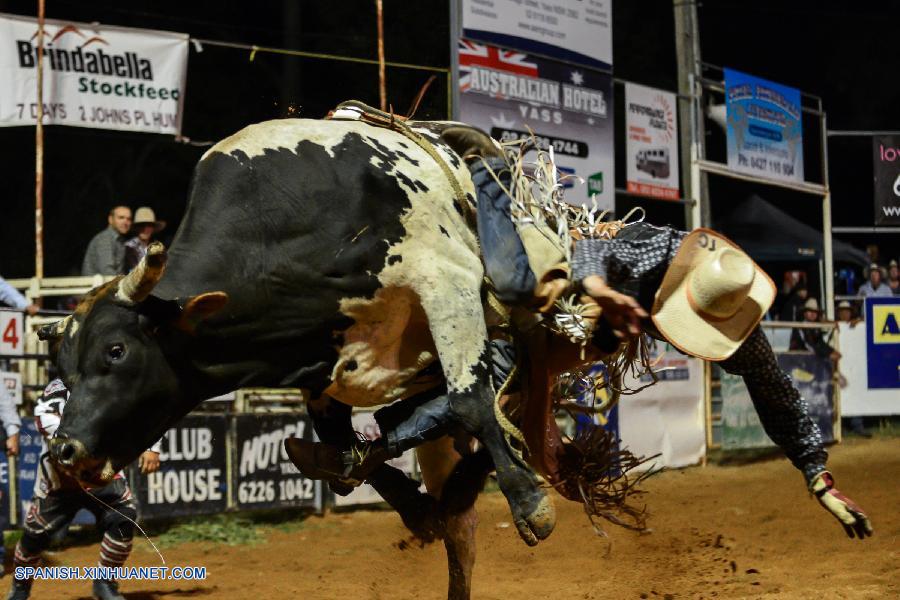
[22,436,899,599]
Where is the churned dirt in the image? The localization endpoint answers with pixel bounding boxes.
[23,436,900,599]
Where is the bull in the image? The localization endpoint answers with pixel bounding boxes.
[39,117,555,599]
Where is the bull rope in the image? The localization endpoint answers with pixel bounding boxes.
[79,484,166,566]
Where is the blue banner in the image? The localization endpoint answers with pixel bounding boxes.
[724,68,804,183]
[866,297,900,388]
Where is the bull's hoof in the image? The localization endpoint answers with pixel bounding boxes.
[512,491,556,546]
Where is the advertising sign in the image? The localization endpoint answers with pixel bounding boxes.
[865,297,900,388]
[721,352,834,449]
[15,420,43,522]
[458,39,615,210]
[625,83,680,200]
[234,414,321,511]
[461,0,612,70]
[873,135,900,225]
[619,342,704,469]
[0,309,24,357]
[131,415,227,519]
[724,68,804,184]
[0,372,21,405]
[0,13,188,134]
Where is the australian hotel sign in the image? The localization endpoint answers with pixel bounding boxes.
[0,13,188,134]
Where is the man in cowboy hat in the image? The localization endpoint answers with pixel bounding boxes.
[836,300,860,325]
[124,207,166,272]
[858,263,892,298]
[789,297,840,362]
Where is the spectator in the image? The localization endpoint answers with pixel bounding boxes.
[789,298,840,363]
[124,207,166,272]
[779,282,808,321]
[888,259,900,295]
[836,300,860,325]
[857,263,892,298]
[81,206,132,276]
[0,276,38,315]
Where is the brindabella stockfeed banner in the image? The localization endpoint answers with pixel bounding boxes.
[724,68,804,184]
[458,39,615,211]
[625,83,680,200]
[0,13,188,134]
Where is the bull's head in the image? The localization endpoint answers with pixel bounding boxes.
[38,242,228,484]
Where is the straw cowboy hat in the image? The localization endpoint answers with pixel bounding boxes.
[133,207,166,232]
[651,228,776,361]
[802,297,822,313]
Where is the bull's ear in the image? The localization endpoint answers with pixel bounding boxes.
[177,292,229,333]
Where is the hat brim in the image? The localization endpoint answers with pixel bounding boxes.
[651,228,776,361]
[133,221,166,233]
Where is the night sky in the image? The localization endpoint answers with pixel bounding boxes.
[0,0,897,280]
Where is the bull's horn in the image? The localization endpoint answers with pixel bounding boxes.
[115,242,168,306]
[37,315,72,341]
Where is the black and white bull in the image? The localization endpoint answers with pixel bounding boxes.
[40,118,554,598]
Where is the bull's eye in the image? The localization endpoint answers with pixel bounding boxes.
[107,343,126,362]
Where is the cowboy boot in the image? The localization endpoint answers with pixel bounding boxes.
[284,437,394,487]
[92,579,125,600]
[6,579,31,600]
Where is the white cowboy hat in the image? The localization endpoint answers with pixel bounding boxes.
[133,207,166,232]
[802,297,821,313]
[651,228,776,361]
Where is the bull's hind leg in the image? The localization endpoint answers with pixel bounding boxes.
[417,436,490,600]
[421,294,555,545]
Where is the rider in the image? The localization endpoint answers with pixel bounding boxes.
[286,126,872,541]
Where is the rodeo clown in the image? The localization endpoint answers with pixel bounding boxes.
[7,379,162,600]
[286,127,872,541]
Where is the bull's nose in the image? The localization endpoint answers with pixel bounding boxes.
[49,436,86,466]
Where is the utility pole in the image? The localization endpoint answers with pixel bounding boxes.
[673,0,709,229]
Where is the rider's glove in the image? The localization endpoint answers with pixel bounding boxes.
[810,471,873,539]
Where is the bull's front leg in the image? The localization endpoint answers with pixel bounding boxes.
[441,348,556,546]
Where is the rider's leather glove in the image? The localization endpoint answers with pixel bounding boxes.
[810,471,873,539]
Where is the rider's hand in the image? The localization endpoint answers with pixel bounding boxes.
[810,471,873,539]
[581,275,647,338]
[139,450,161,474]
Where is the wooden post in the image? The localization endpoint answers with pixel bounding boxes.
[35,0,46,281]
[376,0,386,111]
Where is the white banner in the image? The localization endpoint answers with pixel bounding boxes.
[0,13,188,134]
[618,344,705,470]
[461,0,612,70]
[0,309,24,357]
[0,371,22,406]
[625,83,680,200]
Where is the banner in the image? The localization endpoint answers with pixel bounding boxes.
[721,352,834,450]
[333,410,419,507]
[873,136,900,224]
[619,343,705,470]
[458,39,615,211]
[865,297,900,388]
[0,371,21,405]
[625,83,680,200]
[0,13,188,134]
[130,415,227,519]
[0,309,24,357]
[724,68,803,184]
[234,414,322,511]
[838,322,898,415]
[15,420,43,523]
[461,0,612,70]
